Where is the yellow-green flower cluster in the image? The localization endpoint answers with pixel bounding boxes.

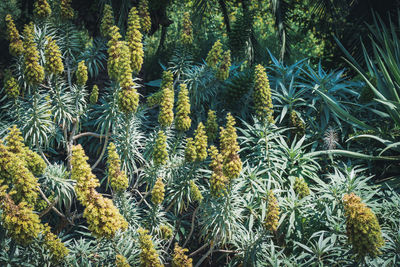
[159,71,175,127]
[159,224,173,240]
[220,113,242,180]
[107,26,123,80]
[118,87,139,114]
[175,84,191,132]
[209,146,228,197]
[152,177,165,206]
[138,0,151,33]
[342,193,384,257]
[116,254,130,267]
[189,180,203,203]
[205,110,218,142]
[153,130,168,166]
[42,224,69,263]
[107,142,129,192]
[5,15,24,56]
[194,123,208,161]
[254,64,274,124]
[90,85,99,104]
[45,36,64,76]
[206,40,223,69]
[5,125,46,176]
[180,12,193,46]
[0,195,42,245]
[290,110,305,137]
[126,7,144,74]
[23,24,44,85]
[293,177,310,199]
[172,243,193,267]
[138,227,164,267]
[4,73,20,98]
[184,138,196,162]
[216,50,231,81]
[71,145,128,239]
[264,191,279,232]
[60,0,74,19]
[100,4,115,38]
[147,90,163,107]
[76,61,88,86]
[34,0,51,18]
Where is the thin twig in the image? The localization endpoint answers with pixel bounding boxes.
[38,187,67,221]
[213,249,239,254]
[189,243,209,257]
[137,190,151,206]
[73,132,110,140]
[194,243,215,267]
[133,189,152,209]
[183,207,198,248]
[91,129,110,170]
[39,196,59,217]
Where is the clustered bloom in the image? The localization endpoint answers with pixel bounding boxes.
[138,0,151,33]
[194,122,208,161]
[158,71,175,127]
[205,110,218,143]
[206,39,223,69]
[90,85,99,104]
[116,254,130,267]
[76,60,88,86]
[216,50,231,81]
[23,24,44,85]
[107,142,129,192]
[180,12,193,46]
[42,224,69,263]
[175,84,191,132]
[189,180,203,203]
[264,190,279,232]
[138,228,164,267]
[209,146,228,197]
[254,64,274,124]
[4,73,20,98]
[293,177,310,199]
[5,125,46,176]
[147,90,163,107]
[172,243,193,267]
[153,130,168,166]
[118,87,139,114]
[0,127,68,261]
[152,177,165,206]
[159,224,173,240]
[184,138,196,162]
[60,0,74,19]
[45,36,64,76]
[71,145,128,238]
[220,113,242,180]
[5,14,24,56]
[290,110,305,137]
[126,7,144,74]
[342,193,384,257]
[100,4,115,38]
[34,0,51,18]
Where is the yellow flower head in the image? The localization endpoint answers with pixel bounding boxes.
[34,0,51,18]
[152,177,165,206]
[184,138,196,163]
[189,180,203,203]
[159,224,173,240]
[116,254,130,267]
[60,0,74,19]
[4,73,20,98]
[42,224,69,263]
[138,228,164,267]
[220,113,242,180]
[107,142,129,192]
[153,130,168,166]
[23,24,44,85]
[100,4,115,38]
[254,64,274,124]
[194,122,207,161]
[205,110,218,143]
[343,193,384,257]
[126,7,144,73]
[206,40,223,69]
[45,36,64,76]
[90,85,99,104]
[209,146,228,197]
[180,12,193,46]
[138,0,151,33]
[172,243,193,267]
[216,50,231,81]
[5,14,24,56]
[175,84,191,132]
[76,61,88,86]
[264,191,279,232]
[293,177,310,199]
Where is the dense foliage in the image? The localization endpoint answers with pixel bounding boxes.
[0,0,399,266]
